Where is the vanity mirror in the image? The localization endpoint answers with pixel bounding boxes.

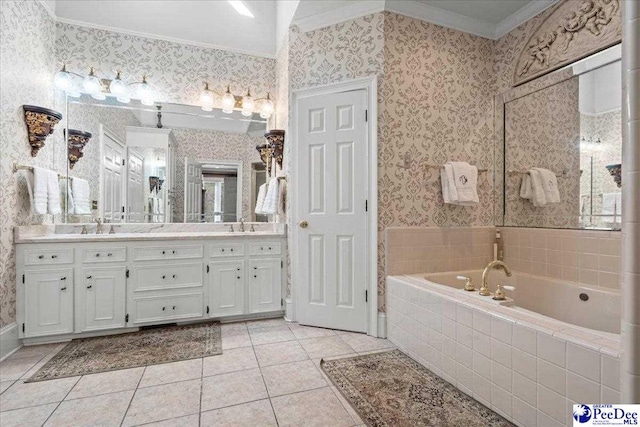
[60,94,268,224]
[496,45,622,230]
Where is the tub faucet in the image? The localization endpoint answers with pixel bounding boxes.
[480,260,512,296]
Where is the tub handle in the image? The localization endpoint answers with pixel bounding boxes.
[503,285,516,291]
[456,276,475,292]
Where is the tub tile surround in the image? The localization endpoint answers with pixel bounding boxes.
[387,276,621,427]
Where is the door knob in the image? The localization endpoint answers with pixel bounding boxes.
[299,220,309,228]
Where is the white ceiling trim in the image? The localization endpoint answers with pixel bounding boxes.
[385,0,495,39]
[494,0,560,38]
[56,17,277,59]
[294,0,385,33]
[37,0,57,18]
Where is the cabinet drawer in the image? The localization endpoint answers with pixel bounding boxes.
[131,262,203,292]
[82,247,126,263]
[24,248,74,265]
[133,245,203,261]
[209,243,245,258]
[248,242,281,256]
[132,292,204,324]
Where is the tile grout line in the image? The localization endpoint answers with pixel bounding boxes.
[198,356,204,427]
[119,365,146,427]
[39,375,82,427]
[249,336,280,426]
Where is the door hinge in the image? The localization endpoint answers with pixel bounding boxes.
[365,290,368,302]
[280,260,283,268]
[365,109,368,122]
[206,305,210,314]
[365,200,368,212]
[281,298,284,307]
[126,269,130,278]
[207,265,210,273]
[22,323,25,333]
[22,274,25,284]
[125,314,129,323]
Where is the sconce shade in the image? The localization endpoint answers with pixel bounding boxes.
[22,105,63,157]
[66,129,92,169]
[241,93,254,117]
[109,73,128,98]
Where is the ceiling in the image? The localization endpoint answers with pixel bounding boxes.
[416,0,533,24]
[55,0,278,57]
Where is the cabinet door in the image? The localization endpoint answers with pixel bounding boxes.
[209,260,244,316]
[24,269,73,337]
[78,266,126,332]
[248,258,282,313]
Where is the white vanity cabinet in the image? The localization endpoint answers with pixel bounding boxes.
[16,234,286,342]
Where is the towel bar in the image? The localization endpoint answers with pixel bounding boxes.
[507,169,568,178]
[12,162,69,179]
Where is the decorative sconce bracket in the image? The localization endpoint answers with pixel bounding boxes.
[256,130,285,175]
[606,163,621,188]
[22,105,63,157]
[66,129,92,169]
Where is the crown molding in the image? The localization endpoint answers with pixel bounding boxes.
[293,0,385,33]
[37,0,57,18]
[494,0,560,38]
[55,17,277,59]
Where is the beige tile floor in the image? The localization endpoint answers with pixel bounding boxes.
[0,318,395,427]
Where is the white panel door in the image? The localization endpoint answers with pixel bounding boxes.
[24,269,73,337]
[248,258,282,313]
[209,260,244,316]
[127,149,145,223]
[102,132,125,222]
[184,158,203,222]
[79,266,126,332]
[296,89,368,332]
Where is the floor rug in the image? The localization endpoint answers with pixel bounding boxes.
[26,321,222,382]
[321,350,514,427]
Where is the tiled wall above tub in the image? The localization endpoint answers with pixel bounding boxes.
[500,228,622,289]
[385,227,495,276]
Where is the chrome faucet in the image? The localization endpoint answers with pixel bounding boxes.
[95,218,104,235]
[480,260,512,296]
[239,217,245,232]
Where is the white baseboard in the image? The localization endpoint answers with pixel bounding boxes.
[377,312,387,338]
[284,298,295,322]
[0,323,21,361]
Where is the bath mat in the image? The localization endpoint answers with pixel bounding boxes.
[321,350,514,427]
[26,321,222,382]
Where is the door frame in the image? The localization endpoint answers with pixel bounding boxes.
[290,76,379,337]
[198,159,243,222]
[99,125,126,222]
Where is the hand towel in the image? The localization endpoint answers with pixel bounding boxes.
[450,161,479,205]
[255,183,268,214]
[261,177,279,215]
[60,178,74,214]
[46,170,61,215]
[533,168,560,204]
[520,173,533,200]
[30,167,49,214]
[440,167,452,204]
[72,178,91,215]
[528,169,547,207]
[442,163,459,203]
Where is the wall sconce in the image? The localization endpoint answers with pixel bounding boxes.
[22,105,63,157]
[606,164,621,188]
[199,82,274,118]
[66,129,92,169]
[256,129,285,174]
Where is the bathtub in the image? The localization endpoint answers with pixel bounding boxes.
[386,271,621,427]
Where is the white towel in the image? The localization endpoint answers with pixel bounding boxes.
[602,192,622,222]
[30,167,49,214]
[450,162,479,205]
[534,168,560,204]
[441,165,455,204]
[46,170,61,215]
[60,179,74,214]
[72,178,91,215]
[261,178,279,215]
[255,183,268,214]
[520,173,532,200]
[528,169,547,207]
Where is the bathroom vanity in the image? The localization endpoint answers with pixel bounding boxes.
[14,224,286,343]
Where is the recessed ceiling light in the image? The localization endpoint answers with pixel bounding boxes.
[228,1,254,18]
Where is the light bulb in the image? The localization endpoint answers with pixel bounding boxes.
[82,67,102,94]
[54,64,74,91]
[221,86,235,114]
[200,82,214,112]
[241,89,254,117]
[109,71,128,97]
[117,95,131,104]
[137,75,154,106]
[260,93,274,119]
[91,92,106,101]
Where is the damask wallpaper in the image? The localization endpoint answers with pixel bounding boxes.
[55,22,276,109]
[504,77,581,228]
[0,0,57,327]
[170,128,263,223]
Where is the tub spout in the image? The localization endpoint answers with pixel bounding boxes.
[480,260,512,296]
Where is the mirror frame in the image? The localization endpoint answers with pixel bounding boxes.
[494,44,622,230]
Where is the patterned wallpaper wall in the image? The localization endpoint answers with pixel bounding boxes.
[504,77,582,228]
[171,128,263,223]
[0,0,57,328]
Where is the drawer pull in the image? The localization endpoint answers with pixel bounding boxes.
[87,285,92,289]
[107,253,113,257]
[61,277,67,281]
[95,253,100,257]
[268,247,272,250]
[172,250,176,255]
[237,276,241,279]
[51,255,58,259]
[162,306,166,311]
[172,306,176,310]
[162,275,166,279]
[222,248,225,252]
[60,286,67,291]
[162,250,166,255]
[254,267,257,270]
[254,275,257,278]
[172,274,176,279]
[230,248,234,252]
[237,268,241,271]
[86,275,92,279]
[38,255,44,259]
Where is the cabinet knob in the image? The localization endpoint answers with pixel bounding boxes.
[172,274,176,279]
[260,247,264,250]
[268,247,272,250]
[162,306,166,311]
[237,268,240,271]
[230,248,234,252]
[51,255,58,259]
[86,275,92,279]
[162,250,166,255]
[237,276,241,279]
[172,250,176,255]
[254,275,257,278]
[172,306,176,310]
[87,285,92,289]
[61,277,67,281]
[162,275,166,279]
[107,253,113,257]
[95,253,100,257]
[222,248,225,252]
[254,267,257,270]
[38,255,44,259]
[60,286,67,291]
